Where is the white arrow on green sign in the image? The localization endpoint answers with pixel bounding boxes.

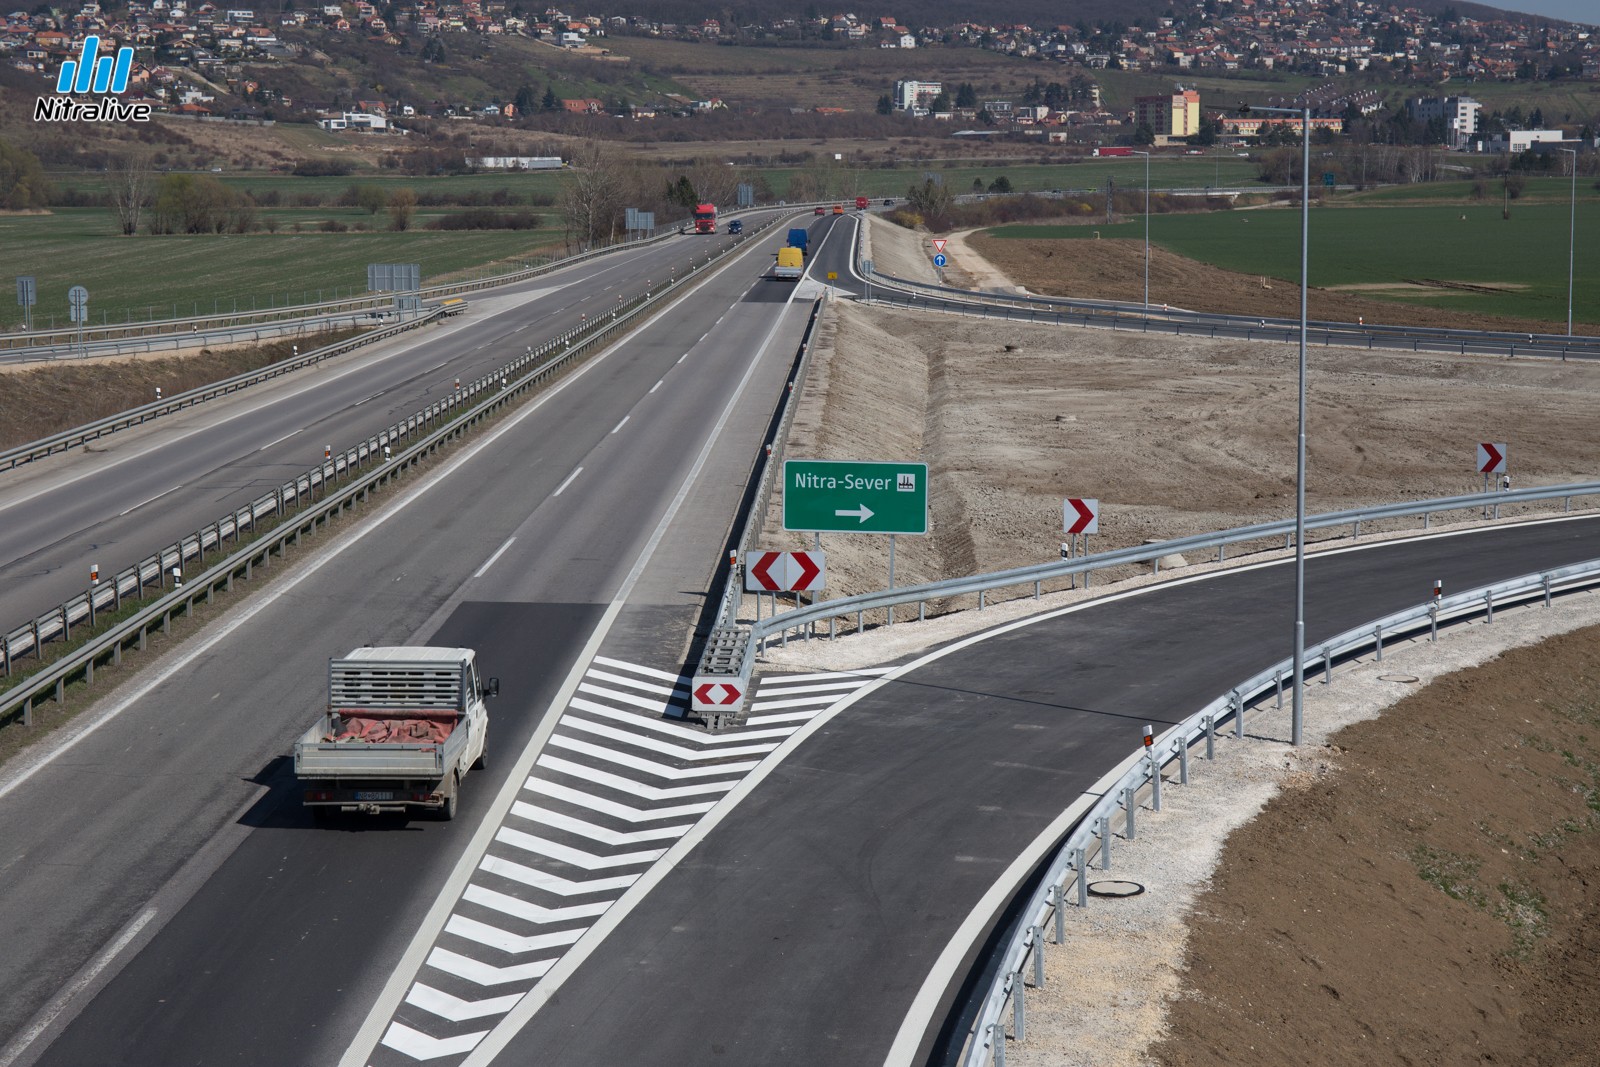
[782,459,928,535]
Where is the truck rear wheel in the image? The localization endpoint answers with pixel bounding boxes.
[440,775,459,821]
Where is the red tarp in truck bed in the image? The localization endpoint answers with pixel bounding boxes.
[324,709,458,745]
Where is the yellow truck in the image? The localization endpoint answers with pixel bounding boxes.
[773,245,804,281]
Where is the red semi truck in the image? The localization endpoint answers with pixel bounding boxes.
[693,203,717,233]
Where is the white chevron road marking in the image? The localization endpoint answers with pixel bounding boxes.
[574,682,678,716]
[755,668,894,685]
[524,778,717,821]
[559,716,779,761]
[546,736,760,779]
[477,854,639,895]
[462,884,613,924]
[404,983,523,1022]
[536,756,739,799]
[589,656,688,684]
[425,947,556,986]
[494,826,665,868]
[380,1021,489,1060]
[509,801,691,845]
[569,697,797,743]
[444,916,587,955]
[751,679,873,696]
[749,693,857,712]
[582,668,687,699]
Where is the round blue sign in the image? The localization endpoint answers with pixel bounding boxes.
[933,253,948,268]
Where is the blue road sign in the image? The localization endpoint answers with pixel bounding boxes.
[933,253,948,268]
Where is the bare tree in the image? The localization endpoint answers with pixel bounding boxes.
[108,150,153,236]
[559,140,626,250]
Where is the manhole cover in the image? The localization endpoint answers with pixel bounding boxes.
[1087,880,1145,898]
[1377,673,1420,684]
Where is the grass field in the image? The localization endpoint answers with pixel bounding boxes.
[1343,175,1597,205]
[987,202,1598,324]
[1,209,567,330]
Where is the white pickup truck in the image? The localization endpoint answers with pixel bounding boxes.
[294,646,498,820]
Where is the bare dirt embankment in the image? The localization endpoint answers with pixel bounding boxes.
[753,216,1600,1065]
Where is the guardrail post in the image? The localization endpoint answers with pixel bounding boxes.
[989,1022,1005,1067]
[1430,602,1439,642]
[2,635,9,677]
[1233,692,1244,739]
[1275,670,1284,709]
[61,604,70,642]
[88,589,96,629]
[1323,650,1332,684]
[1123,785,1136,839]
[1424,511,1430,529]
[1012,976,1025,1042]
[1149,749,1162,811]
[1178,738,1189,784]
[1098,816,1112,869]
[1485,590,1494,624]
[1544,577,1552,607]
[1075,848,1089,906]
[1205,714,1215,760]
[1031,927,1045,987]
[1051,884,1065,942]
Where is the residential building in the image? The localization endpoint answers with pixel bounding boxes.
[1134,89,1201,140]
[893,79,941,111]
[1407,95,1480,147]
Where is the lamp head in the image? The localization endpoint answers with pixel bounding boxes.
[1237,103,1252,117]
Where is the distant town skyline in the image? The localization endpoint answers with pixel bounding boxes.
[1502,0,1596,24]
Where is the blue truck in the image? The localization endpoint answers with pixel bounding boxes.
[786,227,809,255]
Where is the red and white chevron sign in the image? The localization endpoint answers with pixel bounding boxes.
[745,550,825,592]
[692,679,744,710]
[1063,498,1099,535]
[1477,442,1506,474]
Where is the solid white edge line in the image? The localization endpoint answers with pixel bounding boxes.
[551,467,582,497]
[610,415,629,435]
[342,221,809,1067]
[473,537,517,579]
[0,907,157,1067]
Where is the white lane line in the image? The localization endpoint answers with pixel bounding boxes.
[649,379,662,393]
[745,710,825,726]
[572,686,678,716]
[473,537,516,579]
[610,416,629,435]
[748,693,859,712]
[258,428,302,451]
[757,668,896,685]
[589,656,688,684]
[752,679,875,696]
[551,467,582,497]
[354,391,383,406]
[0,907,157,1067]
[676,353,686,364]
[118,484,182,517]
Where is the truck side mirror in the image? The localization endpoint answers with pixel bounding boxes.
[483,677,500,699]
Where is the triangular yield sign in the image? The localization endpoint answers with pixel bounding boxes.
[932,239,947,253]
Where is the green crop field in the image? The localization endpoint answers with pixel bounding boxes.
[1,208,567,330]
[987,201,1598,324]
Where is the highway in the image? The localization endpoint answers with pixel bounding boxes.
[0,215,834,1065]
[0,220,770,644]
[3,207,1596,1067]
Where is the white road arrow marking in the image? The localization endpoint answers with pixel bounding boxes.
[404,982,523,1022]
[834,503,875,523]
[380,1021,489,1060]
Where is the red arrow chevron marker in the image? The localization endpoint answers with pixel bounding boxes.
[694,683,741,706]
[749,552,781,591]
[1064,497,1099,535]
[792,552,822,589]
[1477,442,1505,474]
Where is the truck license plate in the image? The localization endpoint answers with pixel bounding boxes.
[354,791,394,802]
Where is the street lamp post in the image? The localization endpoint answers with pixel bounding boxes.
[1242,102,1311,746]
[1133,150,1151,313]
[1560,147,1577,338]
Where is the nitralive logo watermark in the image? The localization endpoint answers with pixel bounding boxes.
[34,35,151,122]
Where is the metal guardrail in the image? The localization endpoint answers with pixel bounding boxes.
[850,224,1600,362]
[744,482,1600,654]
[0,210,790,716]
[959,555,1600,1067]
[0,308,445,471]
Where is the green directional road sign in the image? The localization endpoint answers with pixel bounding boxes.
[782,459,928,535]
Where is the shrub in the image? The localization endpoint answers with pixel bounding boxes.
[425,209,541,230]
[292,159,354,177]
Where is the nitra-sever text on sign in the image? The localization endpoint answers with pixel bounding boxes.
[791,471,918,492]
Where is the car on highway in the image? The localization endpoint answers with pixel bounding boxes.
[883,198,894,207]
[814,206,825,215]
[727,219,743,235]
